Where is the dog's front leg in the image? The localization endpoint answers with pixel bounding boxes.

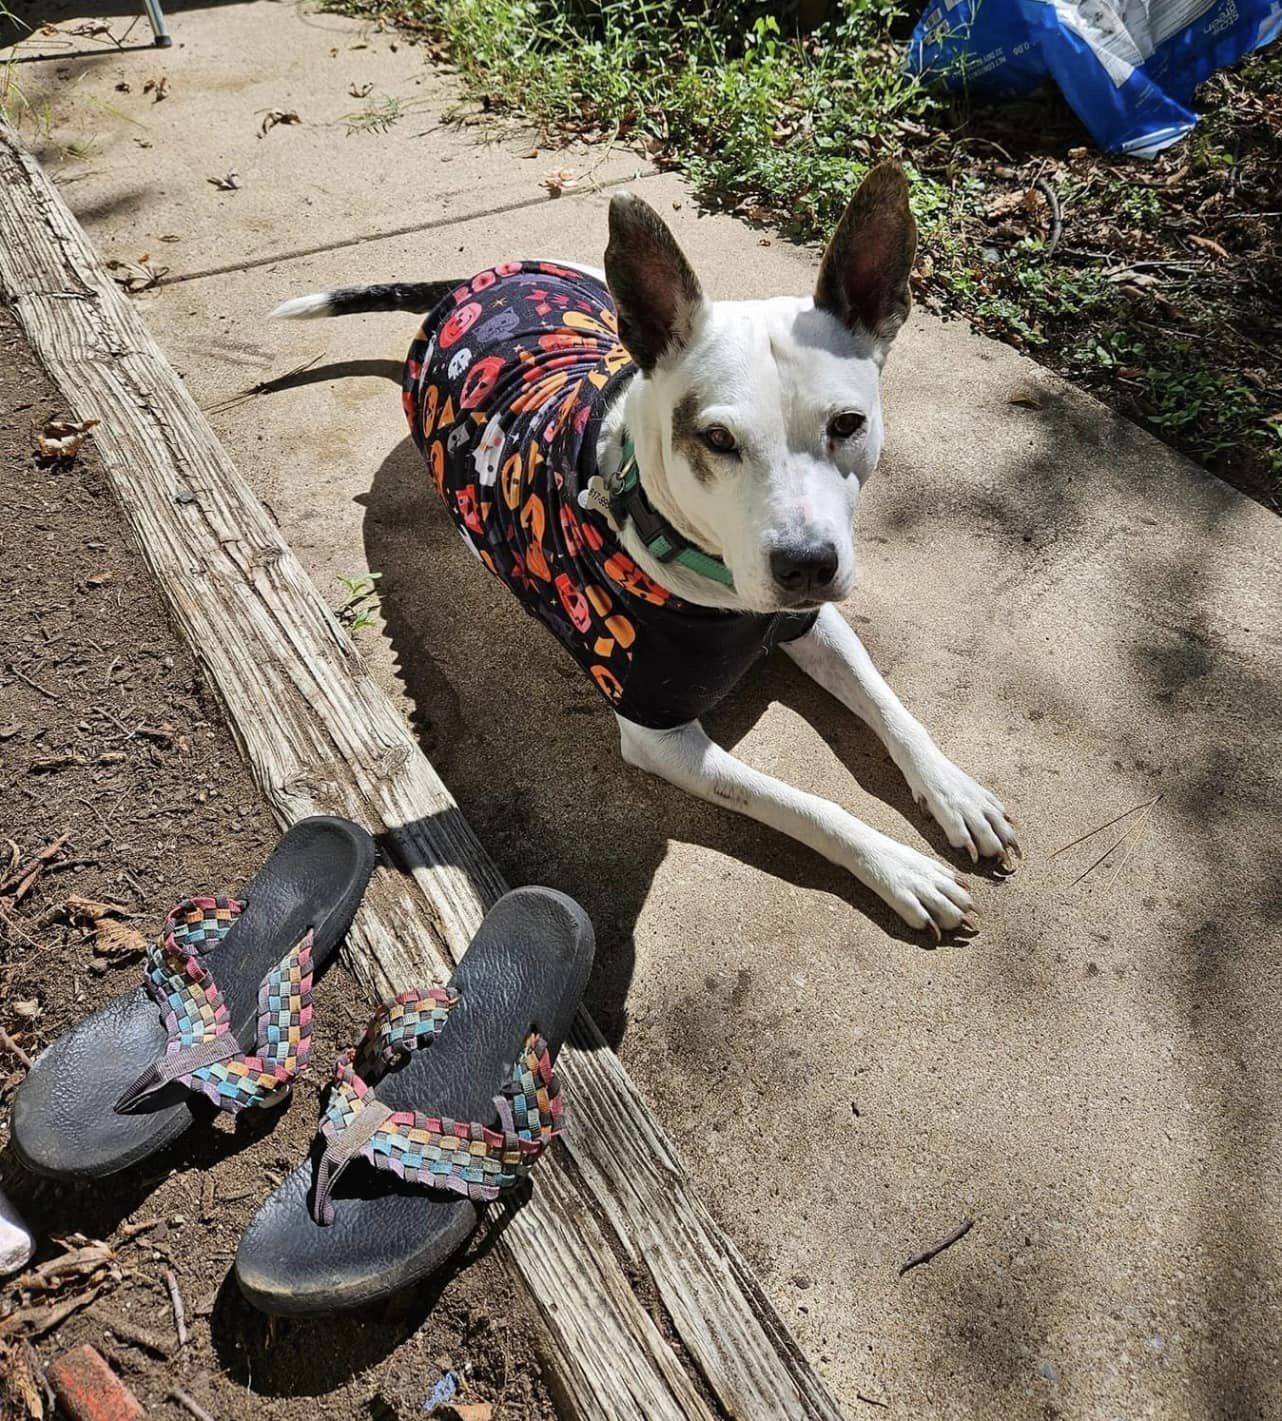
[617,716,974,937]
[783,604,1019,865]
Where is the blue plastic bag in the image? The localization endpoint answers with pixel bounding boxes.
[908,0,1282,155]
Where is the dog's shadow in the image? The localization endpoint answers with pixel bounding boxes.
[362,435,973,1047]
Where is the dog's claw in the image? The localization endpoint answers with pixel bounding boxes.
[927,917,942,945]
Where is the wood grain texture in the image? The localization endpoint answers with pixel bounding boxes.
[0,121,847,1421]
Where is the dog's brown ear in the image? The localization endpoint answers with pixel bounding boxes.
[815,162,917,357]
[605,193,704,373]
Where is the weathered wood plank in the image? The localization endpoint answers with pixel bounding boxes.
[0,121,848,1421]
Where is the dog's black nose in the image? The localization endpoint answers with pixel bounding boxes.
[770,542,839,597]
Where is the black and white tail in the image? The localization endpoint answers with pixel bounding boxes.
[269,281,457,320]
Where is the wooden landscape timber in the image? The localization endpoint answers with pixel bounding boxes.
[0,122,848,1421]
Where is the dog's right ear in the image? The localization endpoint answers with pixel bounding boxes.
[605,194,704,374]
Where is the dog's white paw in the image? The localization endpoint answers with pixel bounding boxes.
[859,835,975,940]
[905,753,1020,868]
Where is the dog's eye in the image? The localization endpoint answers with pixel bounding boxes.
[828,412,866,440]
[700,425,738,455]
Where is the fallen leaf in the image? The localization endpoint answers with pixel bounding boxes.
[1188,234,1230,261]
[63,896,133,924]
[142,75,169,102]
[520,146,539,159]
[207,172,242,191]
[85,571,113,588]
[92,918,147,960]
[541,167,578,196]
[1,1340,43,1418]
[11,1000,40,1020]
[1008,390,1044,410]
[0,1286,104,1339]
[13,1242,114,1297]
[36,417,99,461]
[105,257,168,293]
[259,108,302,137]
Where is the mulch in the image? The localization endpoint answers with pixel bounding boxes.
[0,302,555,1420]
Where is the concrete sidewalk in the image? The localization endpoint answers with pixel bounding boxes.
[10,4,1282,1416]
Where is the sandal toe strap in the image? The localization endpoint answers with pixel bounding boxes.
[114,895,315,1115]
[312,1007,562,1225]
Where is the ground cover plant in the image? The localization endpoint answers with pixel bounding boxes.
[323,0,1282,510]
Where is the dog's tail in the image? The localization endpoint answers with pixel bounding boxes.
[269,281,457,321]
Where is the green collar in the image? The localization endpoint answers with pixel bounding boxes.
[606,433,735,589]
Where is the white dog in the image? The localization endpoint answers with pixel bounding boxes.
[272,163,1019,937]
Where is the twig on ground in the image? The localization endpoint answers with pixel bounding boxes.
[1068,794,1164,889]
[1051,795,1161,858]
[94,1306,172,1358]
[203,353,327,415]
[163,1268,189,1347]
[1099,794,1163,893]
[169,1390,216,1421]
[8,665,60,701]
[1034,177,1062,258]
[118,1218,162,1241]
[0,1029,34,1069]
[856,1393,890,1408]
[898,1218,974,1277]
[0,831,70,900]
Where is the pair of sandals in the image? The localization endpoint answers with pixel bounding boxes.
[10,818,594,1314]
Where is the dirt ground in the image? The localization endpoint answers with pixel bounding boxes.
[0,302,555,1420]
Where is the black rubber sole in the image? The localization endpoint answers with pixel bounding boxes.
[11,816,376,1181]
[234,886,594,1316]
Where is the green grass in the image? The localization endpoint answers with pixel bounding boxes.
[342,0,1282,504]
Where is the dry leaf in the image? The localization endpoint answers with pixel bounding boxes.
[207,172,242,191]
[105,257,168,293]
[520,146,540,159]
[85,571,113,588]
[14,1237,115,1294]
[93,918,148,960]
[142,75,169,101]
[541,167,578,196]
[63,896,133,924]
[0,1286,103,1339]
[1,1341,43,1418]
[1188,234,1230,261]
[36,417,99,460]
[259,108,302,136]
[1008,390,1044,410]
[11,1000,40,1020]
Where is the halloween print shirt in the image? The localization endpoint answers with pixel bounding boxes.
[403,261,817,731]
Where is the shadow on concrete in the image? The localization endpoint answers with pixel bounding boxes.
[871,383,1282,1416]
[3,0,252,50]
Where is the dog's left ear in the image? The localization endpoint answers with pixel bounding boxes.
[815,162,917,360]
[605,193,704,374]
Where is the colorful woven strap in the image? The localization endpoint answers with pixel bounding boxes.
[114,896,315,1115]
[312,986,563,1225]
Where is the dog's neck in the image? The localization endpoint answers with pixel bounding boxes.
[597,376,751,613]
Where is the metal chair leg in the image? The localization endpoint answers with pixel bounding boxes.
[140,0,173,47]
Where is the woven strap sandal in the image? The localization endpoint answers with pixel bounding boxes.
[113,895,315,1114]
[12,818,376,1180]
[312,986,562,1225]
[234,886,593,1315]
